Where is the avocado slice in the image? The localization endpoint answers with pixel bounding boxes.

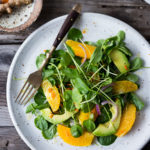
[41,108,76,124]
[110,49,130,73]
[93,99,122,136]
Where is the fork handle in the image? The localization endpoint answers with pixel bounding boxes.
[39,4,81,71]
[53,4,81,48]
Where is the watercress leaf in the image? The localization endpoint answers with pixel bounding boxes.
[64,90,72,100]
[34,92,46,105]
[90,46,103,65]
[102,37,117,54]
[34,116,48,130]
[71,78,89,94]
[96,39,105,47]
[56,50,72,66]
[36,102,50,110]
[96,106,112,123]
[97,135,117,146]
[64,99,76,112]
[42,125,57,139]
[71,124,83,138]
[117,30,125,45]
[67,28,83,41]
[62,68,80,79]
[42,69,54,79]
[118,46,132,56]
[65,44,75,57]
[36,54,46,69]
[83,119,96,132]
[131,57,143,71]
[38,87,44,94]
[26,103,37,113]
[128,93,144,110]
[126,74,139,83]
[72,87,82,109]
[47,77,56,86]
[81,102,95,113]
[64,90,76,112]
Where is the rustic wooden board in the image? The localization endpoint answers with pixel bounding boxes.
[0,0,150,149]
[0,106,13,126]
[0,127,30,150]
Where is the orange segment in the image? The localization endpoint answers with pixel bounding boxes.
[57,125,94,146]
[66,40,96,59]
[79,107,98,125]
[112,80,138,95]
[41,80,60,112]
[115,104,136,137]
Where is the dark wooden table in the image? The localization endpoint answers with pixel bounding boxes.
[0,0,150,149]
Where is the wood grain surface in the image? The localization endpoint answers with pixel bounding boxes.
[0,0,150,149]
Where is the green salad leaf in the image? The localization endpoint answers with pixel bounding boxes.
[34,116,48,130]
[42,125,57,139]
[126,74,139,83]
[34,92,46,105]
[72,87,82,109]
[128,93,144,110]
[36,54,46,69]
[83,119,96,132]
[96,106,112,123]
[42,69,54,79]
[71,124,83,138]
[26,103,37,114]
[71,78,89,94]
[89,46,103,65]
[118,45,132,56]
[67,28,83,41]
[97,135,117,146]
[131,57,143,71]
[64,90,76,112]
[117,30,125,45]
[62,68,80,79]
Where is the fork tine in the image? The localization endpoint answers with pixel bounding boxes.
[17,83,30,104]
[24,88,39,106]
[20,86,34,105]
[15,80,28,103]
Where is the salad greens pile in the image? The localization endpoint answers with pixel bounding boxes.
[26,28,145,146]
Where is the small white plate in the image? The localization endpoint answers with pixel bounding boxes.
[7,13,150,150]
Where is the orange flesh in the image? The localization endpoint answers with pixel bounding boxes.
[57,125,94,146]
[115,104,136,137]
[42,80,60,112]
[66,40,96,59]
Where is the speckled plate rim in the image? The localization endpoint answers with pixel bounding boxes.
[7,12,150,150]
[0,0,43,32]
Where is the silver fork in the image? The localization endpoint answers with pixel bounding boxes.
[15,4,81,105]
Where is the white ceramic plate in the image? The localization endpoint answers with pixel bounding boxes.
[7,13,150,150]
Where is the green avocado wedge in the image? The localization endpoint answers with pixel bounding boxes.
[41,108,76,124]
[93,99,122,136]
[110,49,130,73]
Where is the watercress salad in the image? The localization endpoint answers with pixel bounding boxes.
[26,28,145,146]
